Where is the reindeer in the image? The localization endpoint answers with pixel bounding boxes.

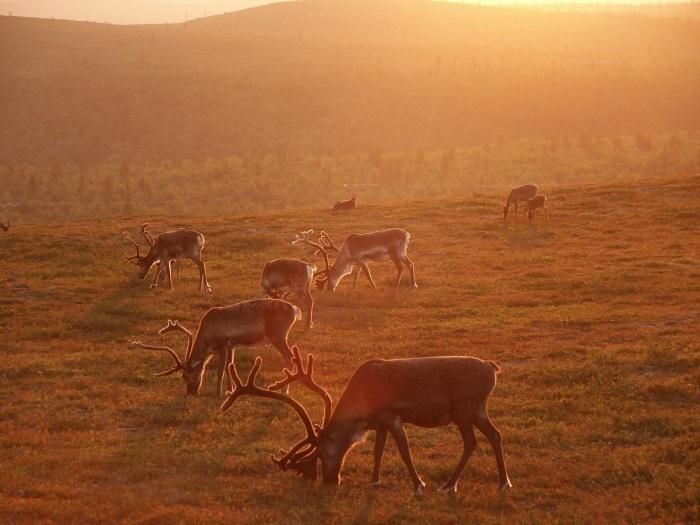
[221,348,511,495]
[526,195,548,221]
[131,299,302,398]
[261,259,317,330]
[333,194,357,211]
[123,224,211,292]
[292,229,416,292]
[503,184,538,219]
[0,220,9,232]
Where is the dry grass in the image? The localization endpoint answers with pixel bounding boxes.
[1,175,699,523]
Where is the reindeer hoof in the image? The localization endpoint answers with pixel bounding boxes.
[149,284,158,289]
[499,478,513,491]
[413,481,426,497]
[438,483,457,493]
[371,480,381,487]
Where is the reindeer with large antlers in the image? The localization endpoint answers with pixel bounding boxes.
[292,229,417,292]
[123,223,211,292]
[131,299,302,398]
[221,348,511,495]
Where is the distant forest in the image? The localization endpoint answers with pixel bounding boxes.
[2,132,698,222]
[1,1,699,221]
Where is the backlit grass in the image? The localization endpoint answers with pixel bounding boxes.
[0,175,698,523]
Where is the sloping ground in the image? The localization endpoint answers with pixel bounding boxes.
[2,3,700,164]
[0,175,698,523]
[0,1,269,25]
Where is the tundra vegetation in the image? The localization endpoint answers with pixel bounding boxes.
[0,1,699,522]
[1,175,698,523]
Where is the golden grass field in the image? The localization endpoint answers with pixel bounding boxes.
[0,175,698,524]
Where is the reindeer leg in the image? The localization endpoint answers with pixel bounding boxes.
[196,259,212,293]
[371,427,388,486]
[439,421,477,493]
[388,419,425,496]
[216,350,227,398]
[391,256,404,289]
[474,409,511,491]
[305,289,314,330]
[163,259,174,290]
[361,263,377,289]
[402,255,417,288]
[352,266,362,289]
[270,338,294,394]
[216,348,233,397]
[150,264,161,289]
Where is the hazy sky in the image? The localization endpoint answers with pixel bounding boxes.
[0,1,273,24]
[0,0,688,25]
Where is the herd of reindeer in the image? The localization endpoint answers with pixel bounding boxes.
[0,186,550,493]
[118,185,543,495]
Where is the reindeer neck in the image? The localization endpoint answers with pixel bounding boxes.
[186,333,209,364]
[142,247,160,267]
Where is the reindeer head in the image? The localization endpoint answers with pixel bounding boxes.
[131,320,204,397]
[220,347,334,482]
[291,230,340,292]
[123,224,156,278]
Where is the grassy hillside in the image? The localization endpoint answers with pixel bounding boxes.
[3,131,699,223]
[1,175,698,523]
[1,1,699,165]
[3,0,699,225]
[0,1,271,24]
[530,2,700,20]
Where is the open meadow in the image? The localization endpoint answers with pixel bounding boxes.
[0,175,698,523]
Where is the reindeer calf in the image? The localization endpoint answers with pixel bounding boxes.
[526,195,548,221]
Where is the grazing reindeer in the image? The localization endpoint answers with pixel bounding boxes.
[0,220,9,232]
[261,259,317,330]
[221,348,511,495]
[131,299,302,398]
[526,195,548,221]
[123,224,211,292]
[292,229,416,291]
[333,194,357,211]
[503,184,537,219]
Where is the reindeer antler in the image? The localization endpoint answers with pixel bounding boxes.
[131,341,184,376]
[140,223,155,247]
[319,231,339,252]
[268,346,332,428]
[291,230,332,288]
[158,320,194,361]
[220,354,326,479]
[122,231,142,262]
